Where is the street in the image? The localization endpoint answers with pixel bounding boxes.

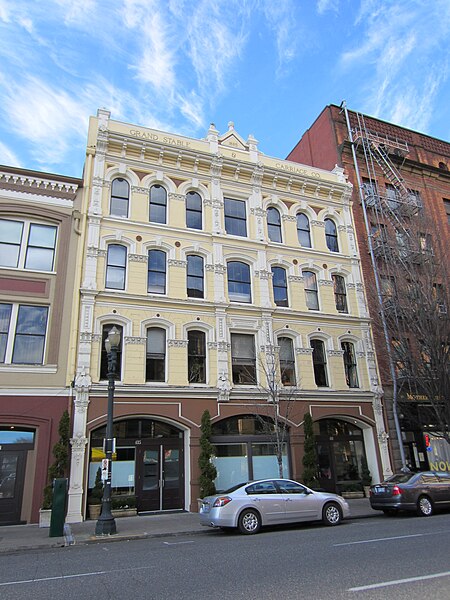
[1,513,450,600]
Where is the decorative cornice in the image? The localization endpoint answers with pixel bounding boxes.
[205,264,216,272]
[282,215,297,222]
[86,247,106,258]
[168,259,187,268]
[169,192,185,202]
[0,171,79,195]
[217,341,231,352]
[288,275,304,282]
[251,208,266,217]
[296,348,313,355]
[168,339,188,348]
[131,186,148,194]
[256,269,271,280]
[319,279,334,286]
[311,220,325,228]
[328,350,344,356]
[124,336,146,345]
[214,264,226,274]
[129,253,147,263]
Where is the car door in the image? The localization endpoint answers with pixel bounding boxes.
[245,481,286,524]
[275,480,320,522]
[436,473,450,506]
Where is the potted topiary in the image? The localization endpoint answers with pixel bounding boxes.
[361,456,372,497]
[87,467,103,520]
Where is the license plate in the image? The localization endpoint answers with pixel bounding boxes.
[375,486,385,493]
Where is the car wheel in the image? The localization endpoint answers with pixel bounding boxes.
[238,509,261,534]
[417,495,433,517]
[382,509,397,516]
[322,502,342,526]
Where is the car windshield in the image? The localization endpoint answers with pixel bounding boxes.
[385,473,416,484]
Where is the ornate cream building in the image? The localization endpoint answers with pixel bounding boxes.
[67,109,391,522]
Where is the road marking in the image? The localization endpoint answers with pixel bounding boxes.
[334,533,424,546]
[349,570,450,591]
[163,540,195,546]
[0,566,151,587]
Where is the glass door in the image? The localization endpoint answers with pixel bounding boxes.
[0,450,26,525]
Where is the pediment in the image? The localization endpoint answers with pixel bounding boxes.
[218,122,248,151]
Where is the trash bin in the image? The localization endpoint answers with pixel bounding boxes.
[49,478,68,537]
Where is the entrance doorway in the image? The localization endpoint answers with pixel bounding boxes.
[135,441,183,512]
[89,418,185,514]
[314,419,367,494]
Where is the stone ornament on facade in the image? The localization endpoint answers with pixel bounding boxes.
[282,214,297,222]
[311,220,325,228]
[168,339,188,348]
[328,350,344,356]
[289,275,304,282]
[256,269,271,280]
[128,254,147,263]
[214,264,226,274]
[319,279,334,286]
[217,341,231,352]
[296,348,313,354]
[217,372,231,402]
[168,259,187,268]
[131,186,148,194]
[124,336,146,345]
[169,193,185,202]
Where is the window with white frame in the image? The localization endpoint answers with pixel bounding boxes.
[231,333,256,384]
[267,207,282,242]
[0,218,57,271]
[148,249,166,294]
[186,191,202,230]
[341,341,359,388]
[278,337,296,385]
[332,274,348,313]
[311,339,328,387]
[296,213,311,247]
[302,270,319,310]
[146,327,166,382]
[224,198,247,237]
[105,244,127,290]
[271,266,288,307]
[149,185,167,224]
[227,261,251,303]
[188,330,206,383]
[187,255,204,298]
[325,218,339,252]
[0,303,48,365]
[110,178,130,217]
[100,323,123,380]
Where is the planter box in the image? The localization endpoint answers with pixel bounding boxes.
[341,491,365,499]
[39,508,51,528]
[111,508,137,518]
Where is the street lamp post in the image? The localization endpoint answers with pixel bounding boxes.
[95,326,121,536]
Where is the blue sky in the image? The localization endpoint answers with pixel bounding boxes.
[0,0,449,177]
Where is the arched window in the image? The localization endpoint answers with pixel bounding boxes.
[105,244,127,290]
[149,185,167,224]
[267,207,282,243]
[186,191,202,229]
[297,213,311,247]
[271,266,288,307]
[231,333,256,384]
[146,327,166,381]
[110,178,129,217]
[224,198,247,237]
[302,270,319,310]
[188,330,206,383]
[332,274,348,313]
[187,255,204,298]
[147,249,166,294]
[342,341,359,388]
[227,261,251,303]
[325,218,339,252]
[311,339,328,387]
[278,337,295,385]
[100,324,123,380]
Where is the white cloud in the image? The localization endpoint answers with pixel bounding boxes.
[0,141,21,167]
[316,0,339,15]
[262,0,299,72]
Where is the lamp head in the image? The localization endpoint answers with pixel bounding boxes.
[106,325,121,350]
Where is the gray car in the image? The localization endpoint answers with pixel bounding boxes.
[199,478,350,534]
[370,471,450,516]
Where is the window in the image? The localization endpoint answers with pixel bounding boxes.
[227,261,251,303]
[224,198,247,237]
[342,342,359,388]
[100,324,123,380]
[110,178,129,217]
[325,218,339,252]
[385,184,400,210]
[278,337,295,385]
[186,191,202,229]
[105,244,127,290]
[149,185,167,224]
[146,328,166,381]
[148,249,166,294]
[267,207,282,242]
[231,333,256,384]
[0,218,57,271]
[187,255,204,298]
[444,199,450,225]
[296,213,311,247]
[302,270,319,310]
[419,232,432,253]
[311,339,328,387]
[0,303,48,365]
[188,330,206,383]
[332,274,348,313]
[271,266,288,307]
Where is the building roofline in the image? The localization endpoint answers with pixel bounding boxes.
[0,164,83,186]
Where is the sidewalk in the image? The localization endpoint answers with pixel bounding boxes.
[0,498,377,554]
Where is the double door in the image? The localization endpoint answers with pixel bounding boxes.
[135,441,183,512]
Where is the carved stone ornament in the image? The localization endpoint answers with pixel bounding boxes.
[319,279,334,286]
[168,259,187,268]
[311,220,325,228]
[214,264,226,274]
[296,348,313,355]
[205,263,216,272]
[74,396,90,414]
[131,186,148,194]
[70,435,88,452]
[328,350,344,356]
[250,208,266,217]
[129,254,147,263]
[169,193,185,202]
[217,372,231,402]
[79,332,93,343]
[168,339,188,348]
[91,334,102,344]
[282,215,297,222]
[256,270,271,280]
[217,341,231,352]
[75,370,92,392]
[347,283,356,289]
[288,275,303,282]
[92,176,105,188]
[124,336,146,345]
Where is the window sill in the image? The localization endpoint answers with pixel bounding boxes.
[0,364,57,373]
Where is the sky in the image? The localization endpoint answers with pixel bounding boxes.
[0,0,449,178]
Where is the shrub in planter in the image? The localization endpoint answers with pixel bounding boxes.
[361,456,372,486]
[42,410,70,510]
[111,495,136,510]
[302,413,319,489]
[198,410,217,498]
[88,467,103,506]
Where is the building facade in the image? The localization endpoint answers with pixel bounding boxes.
[67,110,391,523]
[0,166,82,524]
[288,103,450,472]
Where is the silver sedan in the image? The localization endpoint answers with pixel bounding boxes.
[199,478,350,534]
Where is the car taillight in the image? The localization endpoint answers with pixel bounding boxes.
[392,486,402,496]
[213,496,232,507]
